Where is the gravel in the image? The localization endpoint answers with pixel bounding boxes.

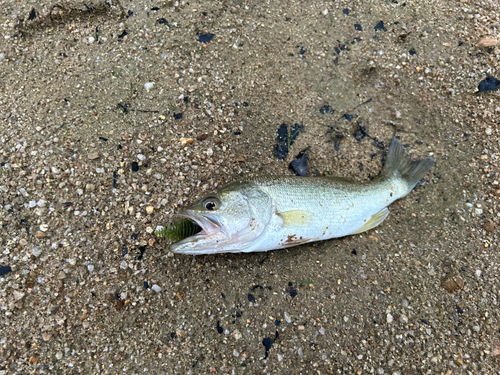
[0,0,499,373]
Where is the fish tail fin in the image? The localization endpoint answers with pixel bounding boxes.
[382,137,434,193]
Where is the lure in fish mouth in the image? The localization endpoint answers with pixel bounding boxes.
[168,137,434,255]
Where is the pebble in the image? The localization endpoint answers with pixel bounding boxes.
[57,271,66,280]
[39,224,49,232]
[483,221,495,233]
[386,313,394,324]
[284,311,292,323]
[88,152,99,160]
[13,290,25,301]
[399,314,408,324]
[120,261,127,269]
[151,284,161,292]
[179,138,194,145]
[32,247,41,257]
[441,272,465,293]
[55,352,63,360]
[475,37,499,48]
[87,265,94,272]
[146,206,154,214]
[233,330,242,340]
[494,189,500,197]
[144,82,154,91]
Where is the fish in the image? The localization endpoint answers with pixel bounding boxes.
[169,138,433,255]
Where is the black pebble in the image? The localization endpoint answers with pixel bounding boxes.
[131,162,139,172]
[290,289,298,298]
[157,18,169,25]
[275,319,281,326]
[174,113,183,120]
[263,337,273,351]
[409,48,416,55]
[0,266,12,276]
[118,30,128,39]
[221,292,225,299]
[151,7,160,11]
[456,305,463,314]
[289,148,309,177]
[131,233,138,239]
[99,136,108,142]
[374,21,387,32]
[274,124,289,160]
[28,8,36,20]
[478,75,500,92]
[351,249,357,255]
[248,294,256,303]
[198,33,215,43]
[121,247,128,256]
[144,281,149,289]
[354,24,362,31]
[344,114,354,121]
[170,332,176,338]
[216,321,223,334]
[354,124,367,141]
[343,9,349,15]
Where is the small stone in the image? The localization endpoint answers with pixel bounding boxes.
[236,156,245,162]
[87,264,94,272]
[88,36,95,43]
[55,352,63,360]
[57,271,66,280]
[116,300,124,310]
[399,314,408,324]
[475,37,499,48]
[88,152,99,160]
[151,284,161,292]
[233,330,242,340]
[284,311,292,323]
[146,206,154,214]
[13,290,25,301]
[386,313,394,324]
[494,189,500,197]
[39,224,49,232]
[85,183,95,191]
[456,357,463,366]
[197,134,209,141]
[32,246,42,256]
[144,82,154,91]
[179,137,194,145]
[483,221,495,233]
[120,261,127,269]
[441,272,465,293]
[42,332,51,341]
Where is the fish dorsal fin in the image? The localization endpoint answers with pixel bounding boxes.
[277,210,312,227]
[350,208,389,235]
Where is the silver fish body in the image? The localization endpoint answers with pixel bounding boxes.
[170,138,433,255]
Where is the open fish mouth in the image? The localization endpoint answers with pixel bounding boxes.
[174,210,223,241]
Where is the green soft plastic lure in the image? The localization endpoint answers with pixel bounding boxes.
[155,219,202,242]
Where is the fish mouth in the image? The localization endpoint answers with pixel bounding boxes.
[169,210,227,254]
[177,209,222,237]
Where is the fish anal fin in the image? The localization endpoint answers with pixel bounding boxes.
[351,208,389,235]
[277,210,312,227]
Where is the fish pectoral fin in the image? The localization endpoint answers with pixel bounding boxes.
[277,210,312,227]
[351,208,389,235]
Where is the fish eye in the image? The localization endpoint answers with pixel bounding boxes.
[202,197,220,211]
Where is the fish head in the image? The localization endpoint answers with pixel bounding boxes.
[170,182,272,254]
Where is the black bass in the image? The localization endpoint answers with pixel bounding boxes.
[169,138,433,255]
